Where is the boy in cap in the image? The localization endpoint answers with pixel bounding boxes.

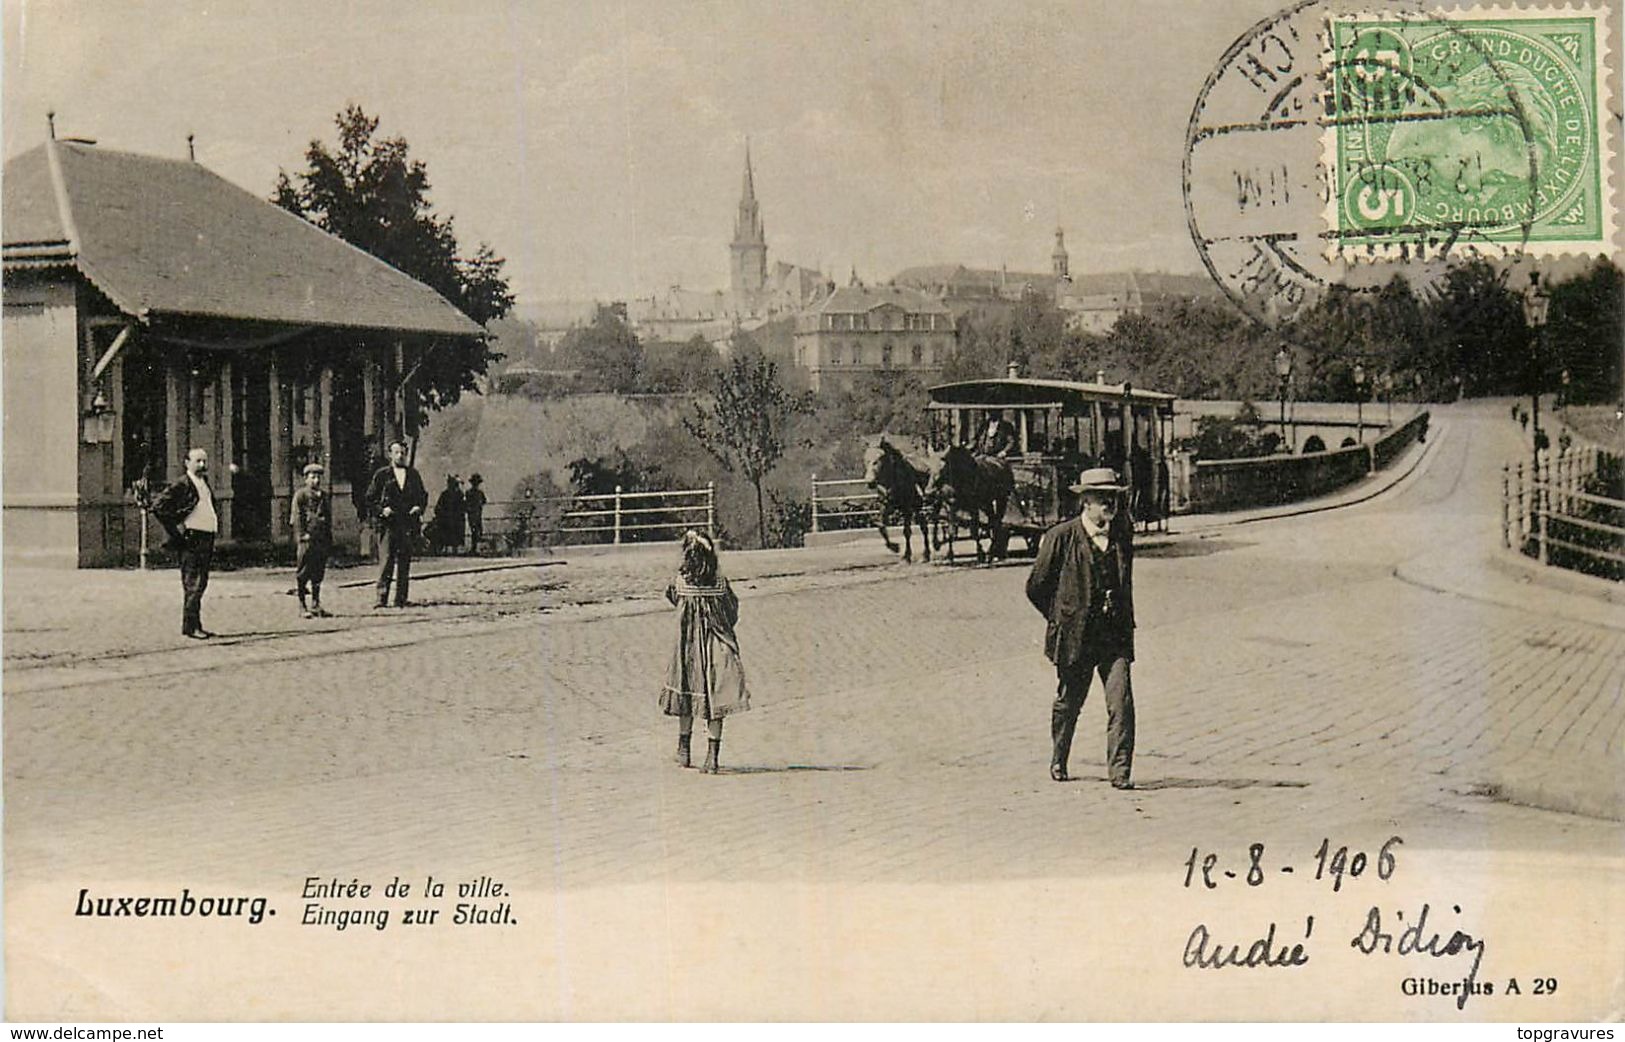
[291,462,333,618]
[1025,467,1137,789]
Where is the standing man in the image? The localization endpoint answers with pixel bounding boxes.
[1025,467,1136,789]
[290,462,333,618]
[151,447,220,640]
[365,440,428,608]
[464,473,487,556]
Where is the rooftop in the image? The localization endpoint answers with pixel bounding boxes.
[3,140,483,338]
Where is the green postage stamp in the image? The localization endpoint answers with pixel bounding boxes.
[1327,6,1614,254]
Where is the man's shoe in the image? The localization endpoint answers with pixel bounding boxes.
[315,607,333,618]
[185,630,214,640]
[1050,763,1069,782]
[373,602,390,610]
[1110,778,1135,790]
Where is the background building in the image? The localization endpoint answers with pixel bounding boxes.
[792,283,955,392]
[894,228,1217,333]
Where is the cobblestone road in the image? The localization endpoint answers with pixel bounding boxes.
[5,401,1622,1020]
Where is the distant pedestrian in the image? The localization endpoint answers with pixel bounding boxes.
[365,440,428,608]
[465,474,487,555]
[1025,467,1137,789]
[660,530,750,773]
[290,462,333,618]
[150,447,220,639]
[433,474,465,554]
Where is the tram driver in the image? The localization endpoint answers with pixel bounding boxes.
[975,410,1018,458]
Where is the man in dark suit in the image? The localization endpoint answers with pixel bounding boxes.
[150,447,221,639]
[974,411,1018,458]
[1025,467,1137,788]
[365,440,428,608]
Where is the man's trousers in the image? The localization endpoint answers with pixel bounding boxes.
[297,539,329,602]
[1051,645,1134,784]
[374,526,413,607]
[179,530,214,635]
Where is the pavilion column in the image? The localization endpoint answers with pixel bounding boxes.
[217,358,235,540]
[319,364,334,472]
[392,341,407,442]
[361,348,378,446]
[268,357,289,541]
[165,363,185,481]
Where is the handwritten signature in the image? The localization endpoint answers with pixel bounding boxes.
[1350,903,1487,1010]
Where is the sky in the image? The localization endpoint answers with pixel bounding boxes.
[3,0,1292,308]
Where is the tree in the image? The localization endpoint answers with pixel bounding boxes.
[274,105,514,414]
[684,356,813,548]
[554,306,644,394]
[642,335,720,393]
[1183,401,1281,460]
[1420,260,1524,396]
[1548,257,1623,405]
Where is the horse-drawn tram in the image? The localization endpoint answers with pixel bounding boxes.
[926,376,1177,544]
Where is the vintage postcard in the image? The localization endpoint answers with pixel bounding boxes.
[3,0,1621,1023]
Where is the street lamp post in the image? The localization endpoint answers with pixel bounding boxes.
[1522,272,1551,481]
[1382,371,1394,428]
[1353,360,1367,444]
[1274,345,1293,452]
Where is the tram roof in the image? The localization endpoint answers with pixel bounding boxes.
[927,377,1177,410]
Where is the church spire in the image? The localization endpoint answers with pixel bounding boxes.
[741,139,757,207]
[730,140,768,307]
[733,140,764,247]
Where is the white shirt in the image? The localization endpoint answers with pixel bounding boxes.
[183,474,218,534]
[1079,513,1109,553]
[393,465,408,490]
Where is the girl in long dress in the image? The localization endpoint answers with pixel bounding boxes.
[660,530,750,773]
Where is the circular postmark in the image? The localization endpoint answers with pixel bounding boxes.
[1183,0,1549,327]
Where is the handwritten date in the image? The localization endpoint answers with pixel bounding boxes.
[1183,835,1403,890]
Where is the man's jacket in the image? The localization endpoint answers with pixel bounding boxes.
[290,487,333,545]
[150,476,216,551]
[365,464,428,533]
[1025,514,1136,665]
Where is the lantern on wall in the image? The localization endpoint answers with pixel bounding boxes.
[81,383,115,444]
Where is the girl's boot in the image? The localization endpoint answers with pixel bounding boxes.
[702,738,721,774]
[675,733,692,768]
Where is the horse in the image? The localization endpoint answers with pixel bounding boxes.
[863,438,933,563]
[930,444,1013,563]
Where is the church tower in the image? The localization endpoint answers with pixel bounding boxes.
[1052,226,1070,281]
[730,143,768,311]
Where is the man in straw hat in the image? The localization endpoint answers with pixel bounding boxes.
[1025,467,1137,789]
